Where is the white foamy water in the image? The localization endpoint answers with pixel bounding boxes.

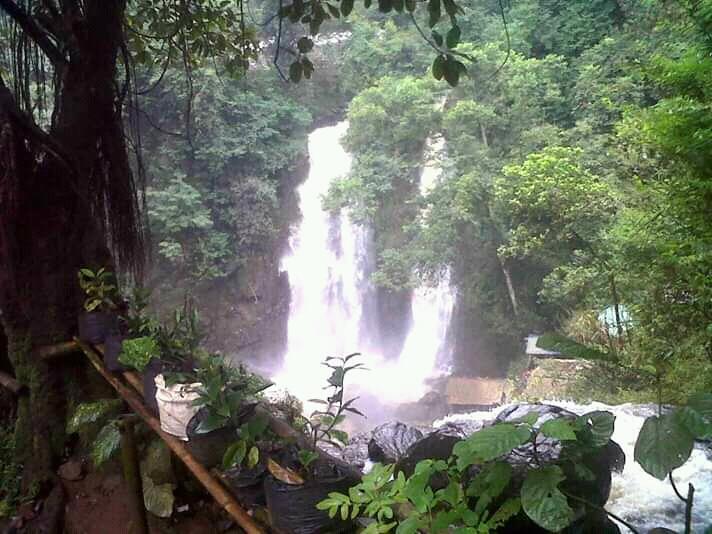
[272,122,454,408]
[435,402,712,533]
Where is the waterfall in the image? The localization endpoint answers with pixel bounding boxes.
[272,122,454,409]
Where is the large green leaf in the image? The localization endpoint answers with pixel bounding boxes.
[521,466,574,532]
[466,461,512,518]
[540,418,577,441]
[536,333,615,362]
[67,400,122,434]
[90,421,121,467]
[142,475,175,518]
[578,411,615,447]
[634,412,695,480]
[395,515,422,534]
[455,424,531,469]
[677,406,712,439]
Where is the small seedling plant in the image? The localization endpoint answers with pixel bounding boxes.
[124,286,157,336]
[222,413,271,470]
[318,410,621,533]
[298,352,366,473]
[78,267,119,312]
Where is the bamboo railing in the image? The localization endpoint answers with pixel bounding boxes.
[73,338,265,534]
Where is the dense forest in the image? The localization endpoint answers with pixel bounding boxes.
[0,0,711,532]
[136,0,712,395]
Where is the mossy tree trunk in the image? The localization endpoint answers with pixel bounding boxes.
[0,0,135,493]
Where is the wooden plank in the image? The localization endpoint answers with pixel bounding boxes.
[74,338,265,534]
[34,340,80,360]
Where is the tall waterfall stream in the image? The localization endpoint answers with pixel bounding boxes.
[270,123,712,532]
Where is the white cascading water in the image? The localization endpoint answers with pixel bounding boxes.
[272,122,453,407]
[271,123,712,531]
[436,402,712,532]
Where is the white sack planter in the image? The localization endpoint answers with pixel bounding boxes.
[154,374,201,441]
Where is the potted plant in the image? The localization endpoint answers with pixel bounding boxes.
[187,354,273,467]
[140,298,203,416]
[263,353,365,534]
[77,267,120,344]
[104,287,157,373]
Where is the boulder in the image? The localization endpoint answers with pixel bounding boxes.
[396,424,467,479]
[341,433,370,469]
[368,422,423,464]
[58,460,83,482]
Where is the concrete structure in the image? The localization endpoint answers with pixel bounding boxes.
[445,377,506,412]
[525,334,562,358]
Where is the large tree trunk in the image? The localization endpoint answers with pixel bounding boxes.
[0,0,130,492]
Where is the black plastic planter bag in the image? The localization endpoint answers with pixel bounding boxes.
[103,334,125,373]
[264,474,355,534]
[186,409,236,468]
[142,358,162,414]
[223,463,268,507]
[78,311,119,344]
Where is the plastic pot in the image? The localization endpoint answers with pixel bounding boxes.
[142,358,163,415]
[78,311,119,344]
[186,409,236,468]
[103,334,126,373]
[155,374,201,440]
[264,475,355,534]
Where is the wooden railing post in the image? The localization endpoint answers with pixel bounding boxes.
[119,416,149,534]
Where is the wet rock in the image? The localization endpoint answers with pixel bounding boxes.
[606,440,626,474]
[341,433,370,468]
[435,419,486,437]
[396,426,466,479]
[368,422,423,464]
[495,402,575,425]
[58,460,83,482]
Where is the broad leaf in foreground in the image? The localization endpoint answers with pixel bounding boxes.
[634,412,694,480]
[521,466,574,532]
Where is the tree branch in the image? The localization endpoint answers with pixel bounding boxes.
[0,0,66,64]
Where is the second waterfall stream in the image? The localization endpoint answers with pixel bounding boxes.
[271,121,453,411]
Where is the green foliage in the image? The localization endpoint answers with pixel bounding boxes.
[494,146,615,263]
[191,353,273,434]
[319,411,614,532]
[536,333,616,363]
[153,298,205,372]
[139,440,176,517]
[126,0,258,76]
[119,336,160,372]
[124,287,157,337]
[142,475,176,518]
[520,466,573,532]
[299,353,366,473]
[634,394,712,480]
[221,414,269,470]
[0,423,21,518]
[67,399,123,435]
[66,399,124,467]
[91,421,122,467]
[77,268,119,312]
